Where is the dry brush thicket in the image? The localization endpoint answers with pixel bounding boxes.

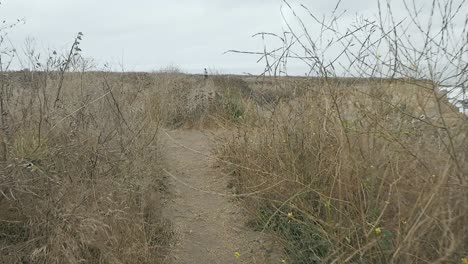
[0,70,172,263]
[0,63,264,263]
[1,0,467,263]
[216,0,468,263]
[218,79,467,263]
[0,61,466,264]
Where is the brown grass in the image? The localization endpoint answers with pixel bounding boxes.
[3,1,467,262]
[0,70,172,263]
[2,67,466,263]
[156,71,259,129]
[217,79,467,263]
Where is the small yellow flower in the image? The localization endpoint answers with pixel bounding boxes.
[287,212,293,218]
[375,227,382,234]
[234,251,241,258]
[281,259,287,263]
[461,257,468,264]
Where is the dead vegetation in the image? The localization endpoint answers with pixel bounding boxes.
[215,0,468,263]
[1,60,466,264]
[0,67,172,263]
[1,0,467,263]
[217,79,467,263]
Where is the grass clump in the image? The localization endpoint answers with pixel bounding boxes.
[156,73,255,128]
[217,86,247,121]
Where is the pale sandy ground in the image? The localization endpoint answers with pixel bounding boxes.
[160,129,283,264]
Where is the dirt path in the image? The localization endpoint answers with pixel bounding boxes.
[160,129,281,264]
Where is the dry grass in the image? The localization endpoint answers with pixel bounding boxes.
[217,79,467,263]
[156,71,258,129]
[1,67,465,263]
[2,2,467,262]
[0,66,269,263]
[0,70,172,263]
[216,1,468,262]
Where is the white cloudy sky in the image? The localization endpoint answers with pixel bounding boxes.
[1,0,466,75]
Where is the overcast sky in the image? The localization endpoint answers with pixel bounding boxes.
[0,0,374,74]
[1,0,466,75]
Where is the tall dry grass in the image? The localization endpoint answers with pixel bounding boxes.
[0,48,172,263]
[155,69,258,129]
[0,49,263,262]
[218,79,467,263]
[217,0,468,263]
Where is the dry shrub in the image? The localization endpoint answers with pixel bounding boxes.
[0,71,171,263]
[212,75,253,98]
[218,80,467,263]
[219,0,468,261]
[155,72,215,128]
[156,73,257,128]
[247,77,311,106]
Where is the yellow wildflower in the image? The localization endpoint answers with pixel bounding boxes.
[234,251,241,258]
[287,212,293,218]
[375,227,382,234]
[462,257,468,264]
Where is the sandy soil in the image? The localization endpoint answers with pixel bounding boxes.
[160,129,282,264]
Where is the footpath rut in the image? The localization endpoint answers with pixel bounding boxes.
[160,129,280,264]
